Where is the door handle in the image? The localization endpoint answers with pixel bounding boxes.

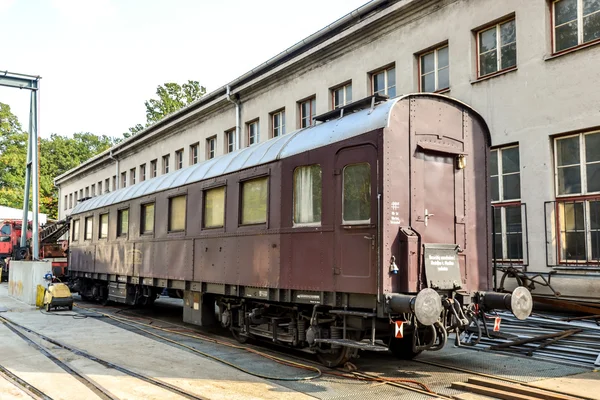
[424,209,434,226]
[363,235,374,240]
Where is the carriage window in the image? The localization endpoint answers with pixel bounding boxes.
[204,187,225,228]
[117,209,129,237]
[99,213,108,239]
[241,177,268,225]
[169,195,186,231]
[72,219,80,241]
[294,165,322,225]
[141,203,155,234]
[84,217,93,240]
[343,163,371,223]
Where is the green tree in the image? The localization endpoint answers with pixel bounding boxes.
[124,80,206,139]
[0,102,116,219]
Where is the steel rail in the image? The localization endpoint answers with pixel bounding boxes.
[351,370,452,399]
[0,317,117,400]
[0,362,53,400]
[0,316,206,400]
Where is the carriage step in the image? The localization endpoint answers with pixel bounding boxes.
[314,338,389,351]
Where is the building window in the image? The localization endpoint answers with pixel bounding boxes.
[141,203,155,234]
[69,194,73,209]
[64,195,68,210]
[477,18,517,77]
[225,129,235,153]
[99,213,108,239]
[371,66,396,98]
[163,155,170,174]
[491,146,521,202]
[140,164,146,182]
[121,172,127,188]
[299,97,316,129]
[206,136,216,159]
[117,209,129,237]
[343,163,371,223]
[175,149,183,170]
[204,186,225,228]
[74,192,78,205]
[79,189,83,199]
[491,146,523,262]
[84,216,93,240]
[247,120,259,146]
[105,178,110,193]
[150,159,157,178]
[99,181,103,194]
[91,184,95,197]
[553,0,600,53]
[130,168,136,185]
[72,219,79,241]
[420,45,449,92]
[332,83,352,109]
[293,165,322,225]
[554,132,600,262]
[241,177,268,225]
[169,195,186,231]
[85,187,89,198]
[112,175,117,191]
[190,143,199,165]
[271,110,285,138]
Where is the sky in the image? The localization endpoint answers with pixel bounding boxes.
[0,0,368,139]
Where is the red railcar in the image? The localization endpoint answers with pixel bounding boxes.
[68,94,532,366]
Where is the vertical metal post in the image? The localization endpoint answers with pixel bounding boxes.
[31,86,39,259]
[20,125,32,248]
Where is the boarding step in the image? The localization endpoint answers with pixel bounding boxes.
[313,338,388,351]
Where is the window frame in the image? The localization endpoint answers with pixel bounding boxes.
[370,65,396,98]
[298,96,316,129]
[91,184,96,197]
[331,82,352,110]
[121,172,127,188]
[99,212,109,239]
[247,120,259,146]
[140,164,146,182]
[554,131,600,198]
[72,219,80,241]
[203,185,227,229]
[64,195,68,210]
[342,162,372,225]
[190,143,199,165]
[130,168,136,185]
[117,207,129,238]
[552,0,600,54]
[225,129,235,153]
[168,194,187,233]
[206,136,216,159]
[84,216,93,241]
[491,145,521,203]
[150,159,157,178]
[270,109,286,138]
[293,165,322,227]
[418,44,450,93]
[476,17,517,79]
[162,154,170,174]
[69,193,73,209]
[239,175,269,226]
[175,149,183,170]
[140,202,155,235]
[105,178,110,193]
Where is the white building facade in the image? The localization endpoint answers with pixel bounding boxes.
[55,0,600,300]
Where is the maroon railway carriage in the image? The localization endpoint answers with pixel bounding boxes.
[69,94,532,366]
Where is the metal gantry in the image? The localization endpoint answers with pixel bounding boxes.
[0,70,41,259]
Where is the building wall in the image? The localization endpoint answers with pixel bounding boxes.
[56,0,600,298]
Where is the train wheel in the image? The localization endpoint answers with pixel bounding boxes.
[389,329,422,360]
[316,330,357,368]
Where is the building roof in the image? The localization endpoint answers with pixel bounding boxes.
[71,96,401,215]
[54,0,406,185]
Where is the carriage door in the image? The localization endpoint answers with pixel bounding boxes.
[412,145,467,288]
[333,145,378,294]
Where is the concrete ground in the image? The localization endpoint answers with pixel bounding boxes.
[1,282,599,400]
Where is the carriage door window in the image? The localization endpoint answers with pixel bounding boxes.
[169,195,187,231]
[117,209,129,237]
[84,217,93,240]
[204,187,225,228]
[99,213,109,239]
[141,203,155,234]
[293,165,322,225]
[343,163,371,224]
[72,219,80,241]
[241,177,268,225]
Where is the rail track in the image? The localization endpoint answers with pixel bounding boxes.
[0,361,53,400]
[72,300,591,400]
[0,315,206,400]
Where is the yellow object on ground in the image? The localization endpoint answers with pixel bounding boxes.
[43,283,73,312]
[35,285,45,308]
